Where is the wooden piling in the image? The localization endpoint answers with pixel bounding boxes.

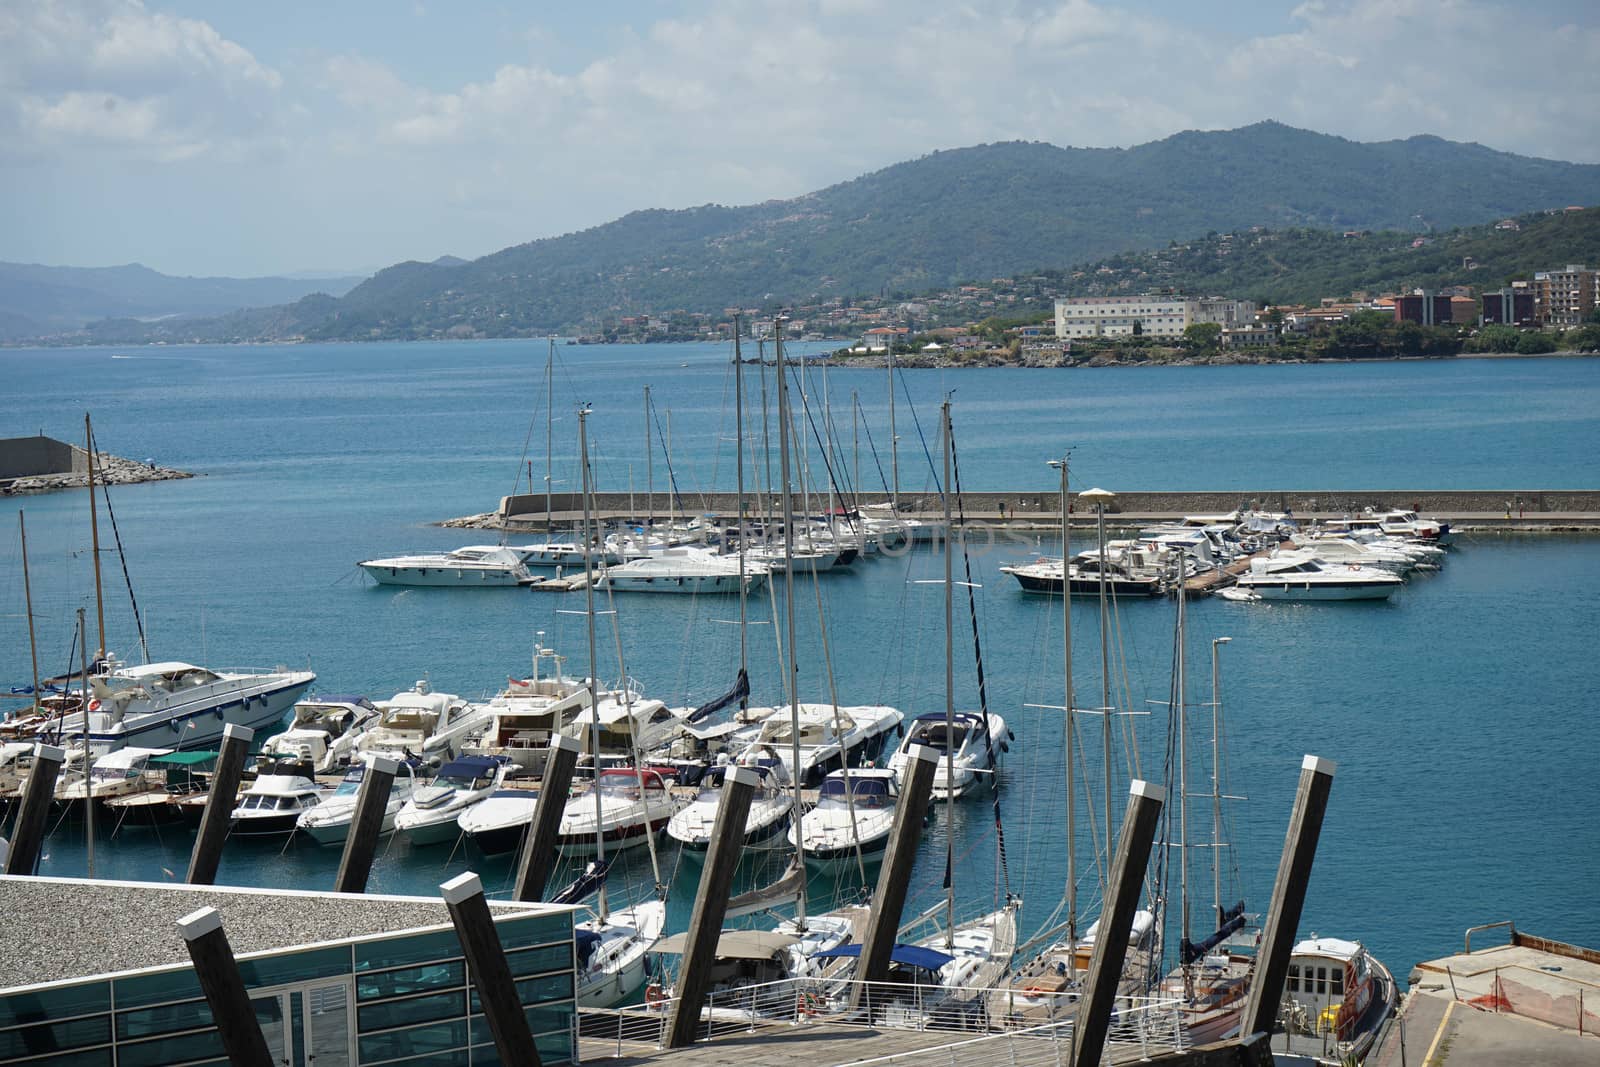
[176,907,275,1067]
[334,755,398,894]
[514,735,580,902]
[441,872,542,1067]
[3,743,65,876]
[857,744,939,989]
[1071,779,1166,1066]
[665,764,758,1047]
[186,724,253,886]
[1241,754,1336,1040]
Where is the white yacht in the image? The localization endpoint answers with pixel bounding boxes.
[296,759,419,845]
[358,545,533,586]
[356,681,488,767]
[1286,536,1414,575]
[464,648,587,772]
[259,696,381,773]
[888,712,1007,798]
[1234,551,1405,601]
[666,763,792,850]
[577,899,667,1008]
[392,755,506,846]
[735,702,904,787]
[556,768,682,854]
[1000,548,1166,597]
[596,547,767,595]
[56,746,171,804]
[69,659,315,758]
[558,687,686,760]
[790,769,900,862]
[457,785,543,855]
[1374,508,1453,544]
[230,759,332,836]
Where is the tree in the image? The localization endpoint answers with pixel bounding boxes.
[1563,324,1600,352]
[1183,322,1223,350]
[1515,330,1556,354]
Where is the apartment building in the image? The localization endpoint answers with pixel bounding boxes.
[1533,265,1597,326]
[1053,296,1255,339]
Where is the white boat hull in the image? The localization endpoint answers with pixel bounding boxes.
[1237,580,1399,601]
[85,674,314,755]
[361,563,527,586]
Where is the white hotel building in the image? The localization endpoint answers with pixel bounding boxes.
[1054,296,1257,339]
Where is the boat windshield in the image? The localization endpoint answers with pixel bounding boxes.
[597,771,663,798]
[818,777,891,809]
[91,766,137,781]
[432,771,489,791]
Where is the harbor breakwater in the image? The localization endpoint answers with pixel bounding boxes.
[0,435,192,495]
[451,489,1600,530]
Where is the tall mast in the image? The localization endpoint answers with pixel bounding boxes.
[887,346,899,510]
[1177,568,1191,959]
[941,400,956,948]
[19,512,41,717]
[775,315,806,925]
[1096,496,1112,869]
[578,406,608,920]
[1051,456,1077,963]
[79,607,94,878]
[733,316,748,685]
[84,413,105,661]
[644,386,654,544]
[851,391,861,518]
[1211,636,1231,923]
[544,338,554,526]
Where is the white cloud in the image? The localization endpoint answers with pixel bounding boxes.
[0,0,282,161]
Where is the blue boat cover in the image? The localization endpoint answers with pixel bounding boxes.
[810,943,955,971]
[911,711,982,724]
[436,756,501,777]
[575,929,602,965]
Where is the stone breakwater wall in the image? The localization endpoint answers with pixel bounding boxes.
[482,490,1600,528]
[1,450,194,495]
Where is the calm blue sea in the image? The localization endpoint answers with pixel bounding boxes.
[1,341,1597,978]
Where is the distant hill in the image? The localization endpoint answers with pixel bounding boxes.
[1037,206,1600,307]
[26,121,1600,344]
[0,262,367,340]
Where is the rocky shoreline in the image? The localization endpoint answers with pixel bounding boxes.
[1,452,195,495]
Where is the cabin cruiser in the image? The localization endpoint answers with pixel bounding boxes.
[356,681,488,767]
[556,768,682,854]
[230,758,332,836]
[558,686,686,760]
[1373,508,1452,544]
[462,647,586,773]
[596,547,768,595]
[887,712,1007,798]
[791,769,900,862]
[1275,936,1396,1064]
[296,759,419,845]
[64,659,314,758]
[735,703,904,788]
[1000,548,1165,597]
[392,755,507,846]
[457,785,542,855]
[1284,536,1414,575]
[1234,551,1404,601]
[259,696,381,773]
[666,763,792,849]
[56,746,171,804]
[358,545,532,586]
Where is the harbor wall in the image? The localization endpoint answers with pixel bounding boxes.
[0,434,83,480]
[497,489,1600,521]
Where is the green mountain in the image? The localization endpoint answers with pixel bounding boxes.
[41,122,1600,344]
[0,261,366,340]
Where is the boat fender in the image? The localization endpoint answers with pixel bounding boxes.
[645,983,666,1008]
[87,699,101,712]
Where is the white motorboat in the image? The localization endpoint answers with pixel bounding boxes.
[356,681,489,767]
[1234,551,1404,601]
[1000,548,1166,597]
[463,645,586,772]
[229,759,332,836]
[358,545,533,586]
[735,702,904,787]
[457,785,543,855]
[1288,535,1415,575]
[557,686,686,760]
[888,711,1007,798]
[1276,936,1397,1064]
[576,899,667,1008]
[1374,508,1453,544]
[260,695,382,773]
[596,547,767,595]
[556,768,682,855]
[666,763,792,850]
[68,659,315,758]
[518,541,627,568]
[296,758,419,845]
[56,746,171,804]
[392,755,507,846]
[790,769,900,862]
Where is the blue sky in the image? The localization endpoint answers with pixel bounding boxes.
[4,0,1598,278]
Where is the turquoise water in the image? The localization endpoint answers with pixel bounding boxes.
[1,341,1598,978]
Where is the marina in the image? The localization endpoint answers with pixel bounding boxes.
[1,341,1597,1065]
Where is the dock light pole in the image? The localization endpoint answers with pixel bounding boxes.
[1210,637,1231,923]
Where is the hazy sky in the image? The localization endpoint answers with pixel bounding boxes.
[4,0,1598,278]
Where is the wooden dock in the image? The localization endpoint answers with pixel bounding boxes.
[1181,546,1275,597]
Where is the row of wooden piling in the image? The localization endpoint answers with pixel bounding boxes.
[4,734,1335,1067]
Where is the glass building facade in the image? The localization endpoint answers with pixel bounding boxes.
[0,910,575,1067]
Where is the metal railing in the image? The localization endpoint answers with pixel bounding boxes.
[1464,920,1516,955]
[578,977,1186,1062]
